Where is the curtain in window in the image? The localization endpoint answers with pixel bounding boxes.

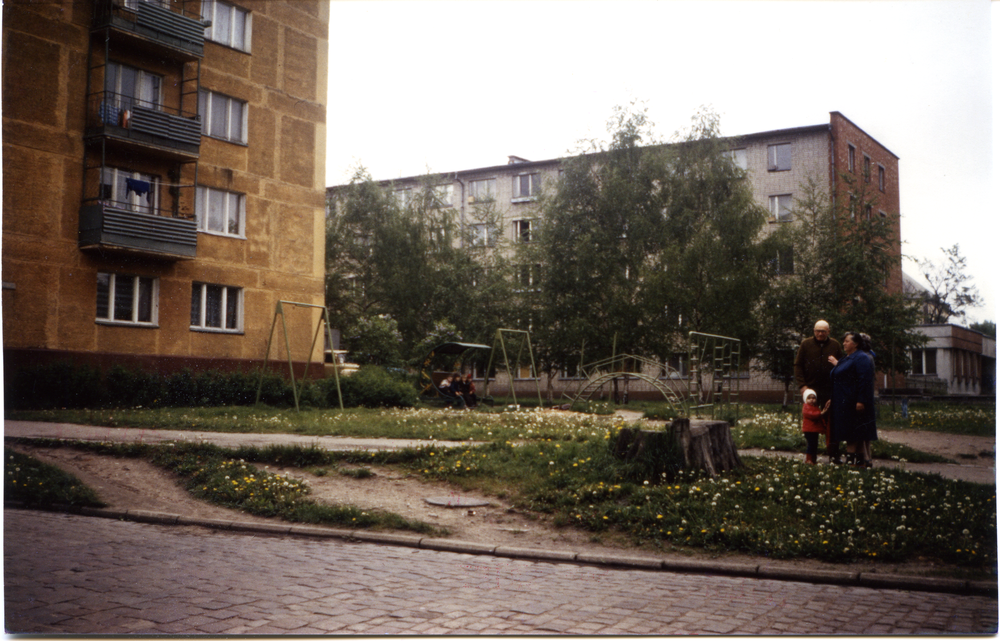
[113,276,134,321]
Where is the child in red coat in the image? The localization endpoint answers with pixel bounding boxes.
[802,388,831,465]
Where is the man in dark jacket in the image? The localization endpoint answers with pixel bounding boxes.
[794,320,844,462]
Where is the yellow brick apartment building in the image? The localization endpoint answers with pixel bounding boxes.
[3,0,329,385]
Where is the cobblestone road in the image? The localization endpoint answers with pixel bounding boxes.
[6,510,997,634]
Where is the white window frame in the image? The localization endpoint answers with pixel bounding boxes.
[469,222,491,247]
[104,61,162,114]
[100,167,159,215]
[190,282,243,333]
[203,0,252,52]
[432,184,453,208]
[512,172,541,202]
[195,186,245,237]
[767,143,791,172]
[395,188,411,209]
[469,178,496,203]
[513,219,533,243]
[768,194,793,222]
[96,272,159,326]
[727,148,747,170]
[198,89,247,143]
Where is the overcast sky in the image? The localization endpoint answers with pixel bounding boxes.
[326,0,995,325]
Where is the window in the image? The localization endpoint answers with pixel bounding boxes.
[100,167,158,215]
[773,245,794,275]
[911,349,937,375]
[863,155,871,183]
[663,353,689,379]
[847,144,856,173]
[768,194,793,222]
[395,188,411,209]
[198,90,246,143]
[469,178,496,203]
[864,204,873,220]
[469,223,491,247]
[727,148,747,170]
[195,186,244,236]
[96,273,158,325]
[512,173,541,201]
[203,0,251,51]
[191,283,242,332]
[767,143,791,171]
[516,264,541,289]
[878,165,885,192]
[432,184,453,208]
[513,219,533,243]
[103,62,161,120]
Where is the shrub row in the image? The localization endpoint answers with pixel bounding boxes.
[6,361,416,411]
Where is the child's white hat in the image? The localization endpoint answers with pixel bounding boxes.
[802,388,817,403]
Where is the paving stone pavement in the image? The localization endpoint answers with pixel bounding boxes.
[6,510,997,635]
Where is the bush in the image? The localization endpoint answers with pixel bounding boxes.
[337,365,419,408]
[106,365,164,408]
[6,361,105,410]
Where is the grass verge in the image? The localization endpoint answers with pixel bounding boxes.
[5,447,105,508]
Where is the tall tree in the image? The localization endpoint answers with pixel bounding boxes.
[758,174,924,381]
[917,244,984,324]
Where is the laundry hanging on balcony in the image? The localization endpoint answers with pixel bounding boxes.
[125,178,152,202]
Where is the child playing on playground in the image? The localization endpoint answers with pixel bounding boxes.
[802,388,831,465]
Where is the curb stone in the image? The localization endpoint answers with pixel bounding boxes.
[4,503,996,598]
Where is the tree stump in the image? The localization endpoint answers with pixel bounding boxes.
[614,418,742,478]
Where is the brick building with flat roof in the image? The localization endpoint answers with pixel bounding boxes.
[3,0,330,386]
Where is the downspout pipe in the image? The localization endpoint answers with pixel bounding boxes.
[454,172,466,248]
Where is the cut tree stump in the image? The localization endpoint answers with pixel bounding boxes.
[614,418,742,477]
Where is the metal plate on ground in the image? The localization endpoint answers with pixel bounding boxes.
[423,496,491,508]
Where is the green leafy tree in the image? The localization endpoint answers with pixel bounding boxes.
[758,175,924,383]
[917,244,984,324]
[969,320,995,338]
[531,106,774,398]
[343,315,404,367]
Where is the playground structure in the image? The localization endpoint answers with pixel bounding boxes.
[566,331,742,419]
[255,300,343,411]
[418,341,492,402]
[483,329,544,407]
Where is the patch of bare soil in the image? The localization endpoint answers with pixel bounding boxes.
[8,439,995,581]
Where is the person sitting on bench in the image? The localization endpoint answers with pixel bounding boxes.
[439,373,466,409]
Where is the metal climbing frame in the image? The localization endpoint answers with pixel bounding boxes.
[568,354,686,414]
[687,331,741,420]
[483,329,543,407]
[255,300,343,411]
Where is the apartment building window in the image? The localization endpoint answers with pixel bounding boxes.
[395,188,411,209]
[911,349,937,375]
[432,184,453,208]
[100,167,158,215]
[203,0,251,52]
[663,353,689,379]
[847,144,856,173]
[767,143,791,172]
[768,194,793,222]
[195,186,245,236]
[513,219,533,243]
[469,178,496,203]
[863,155,871,183]
[512,172,541,201]
[198,90,247,143]
[878,165,886,192]
[103,62,161,119]
[773,245,794,275]
[96,273,158,325]
[727,148,747,170]
[191,283,242,332]
[864,204,873,220]
[516,264,541,290]
[469,223,491,247]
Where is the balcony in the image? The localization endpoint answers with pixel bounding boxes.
[86,92,201,159]
[93,0,205,60]
[79,204,197,260]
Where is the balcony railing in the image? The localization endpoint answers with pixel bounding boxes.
[93,0,205,58]
[79,203,197,259]
[87,92,201,157]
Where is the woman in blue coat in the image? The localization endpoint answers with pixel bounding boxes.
[827,331,877,467]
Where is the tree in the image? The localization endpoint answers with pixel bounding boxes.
[758,174,925,382]
[326,167,518,357]
[531,106,775,398]
[917,244,984,324]
[343,315,404,367]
